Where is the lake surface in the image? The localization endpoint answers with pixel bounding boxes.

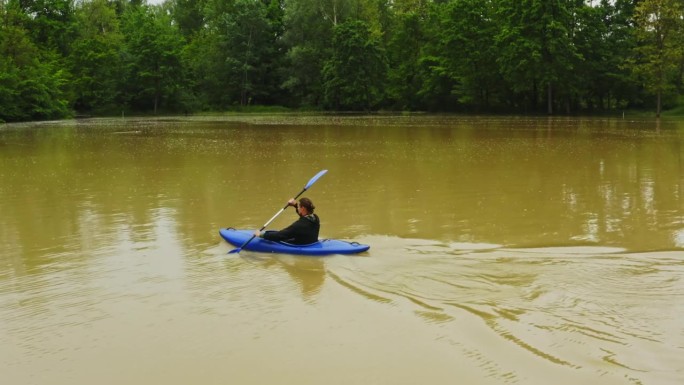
[1,115,683,385]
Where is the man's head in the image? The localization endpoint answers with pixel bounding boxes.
[298,197,315,214]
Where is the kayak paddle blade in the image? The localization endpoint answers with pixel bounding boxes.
[228,234,257,254]
[304,169,327,190]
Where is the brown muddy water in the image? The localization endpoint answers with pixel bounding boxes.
[1,115,683,384]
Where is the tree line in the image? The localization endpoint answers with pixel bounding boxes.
[1,0,683,122]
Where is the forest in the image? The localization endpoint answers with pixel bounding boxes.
[1,0,684,122]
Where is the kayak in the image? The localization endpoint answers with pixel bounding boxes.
[219,228,370,256]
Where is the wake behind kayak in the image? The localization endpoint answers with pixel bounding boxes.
[220,228,370,256]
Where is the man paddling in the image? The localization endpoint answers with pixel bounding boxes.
[254,197,320,245]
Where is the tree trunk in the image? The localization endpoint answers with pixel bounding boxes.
[547,82,553,115]
[154,75,159,115]
[242,29,253,107]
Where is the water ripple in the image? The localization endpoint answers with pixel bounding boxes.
[326,238,684,383]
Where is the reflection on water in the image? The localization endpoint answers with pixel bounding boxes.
[1,115,683,384]
[240,254,328,299]
[2,116,683,261]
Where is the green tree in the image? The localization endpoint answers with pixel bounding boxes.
[120,3,186,113]
[187,0,284,108]
[322,19,386,110]
[631,0,684,116]
[282,0,389,108]
[171,0,205,39]
[219,0,285,106]
[495,0,581,114]
[281,0,336,107]
[15,0,76,56]
[0,0,70,121]
[429,0,501,111]
[415,1,472,111]
[570,0,637,111]
[69,0,124,113]
[0,56,21,122]
[385,8,428,110]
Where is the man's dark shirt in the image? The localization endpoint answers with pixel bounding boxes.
[263,212,320,245]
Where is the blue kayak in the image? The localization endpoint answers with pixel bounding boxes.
[219,228,370,256]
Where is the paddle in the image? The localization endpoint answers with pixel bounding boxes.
[228,169,328,254]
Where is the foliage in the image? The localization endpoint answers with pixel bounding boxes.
[2,0,684,121]
[322,20,386,110]
[68,0,124,112]
[385,9,429,110]
[430,0,501,110]
[120,3,186,113]
[631,0,684,116]
[0,0,71,121]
